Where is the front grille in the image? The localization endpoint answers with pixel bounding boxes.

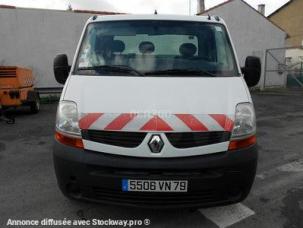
[87,166,225,179]
[166,131,230,148]
[81,187,229,207]
[83,130,230,149]
[82,130,147,148]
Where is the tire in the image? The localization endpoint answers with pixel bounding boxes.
[30,96,40,114]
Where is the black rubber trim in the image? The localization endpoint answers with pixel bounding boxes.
[82,130,147,148]
[166,131,231,148]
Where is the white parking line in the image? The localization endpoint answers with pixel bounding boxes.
[257,159,303,180]
[199,203,255,228]
[277,160,303,172]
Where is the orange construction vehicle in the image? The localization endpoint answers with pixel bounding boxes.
[0,66,40,114]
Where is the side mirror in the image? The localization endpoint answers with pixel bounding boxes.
[242,56,261,87]
[53,54,71,84]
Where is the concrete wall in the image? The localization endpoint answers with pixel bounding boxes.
[202,0,287,88]
[0,8,92,88]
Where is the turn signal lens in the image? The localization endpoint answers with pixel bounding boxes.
[55,131,84,149]
[228,135,256,150]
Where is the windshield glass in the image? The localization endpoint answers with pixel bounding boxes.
[74,20,239,77]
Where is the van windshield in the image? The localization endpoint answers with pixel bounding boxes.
[74,20,240,77]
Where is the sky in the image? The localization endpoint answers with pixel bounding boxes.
[0,0,290,16]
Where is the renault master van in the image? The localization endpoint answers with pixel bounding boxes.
[53,15,261,208]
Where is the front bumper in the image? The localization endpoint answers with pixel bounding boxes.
[53,140,258,208]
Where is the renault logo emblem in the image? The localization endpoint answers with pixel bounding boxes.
[148,135,164,153]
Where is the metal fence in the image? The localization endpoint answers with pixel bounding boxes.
[263,47,303,89]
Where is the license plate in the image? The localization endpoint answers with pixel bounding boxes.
[122,179,188,192]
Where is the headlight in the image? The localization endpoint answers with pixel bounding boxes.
[231,103,256,139]
[56,101,81,137]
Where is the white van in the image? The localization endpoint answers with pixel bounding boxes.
[53,15,261,208]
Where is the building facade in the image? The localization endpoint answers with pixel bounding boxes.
[268,0,303,87]
[269,0,303,47]
[199,0,287,88]
[0,2,288,89]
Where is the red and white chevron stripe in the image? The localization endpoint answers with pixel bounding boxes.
[79,113,234,132]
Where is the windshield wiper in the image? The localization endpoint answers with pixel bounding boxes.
[77,65,143,76]
[145,69,216,77]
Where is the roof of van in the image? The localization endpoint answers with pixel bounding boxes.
[89,14,226,24]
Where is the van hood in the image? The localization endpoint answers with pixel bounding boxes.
[64,75,250,116]
[63,75,251,133]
